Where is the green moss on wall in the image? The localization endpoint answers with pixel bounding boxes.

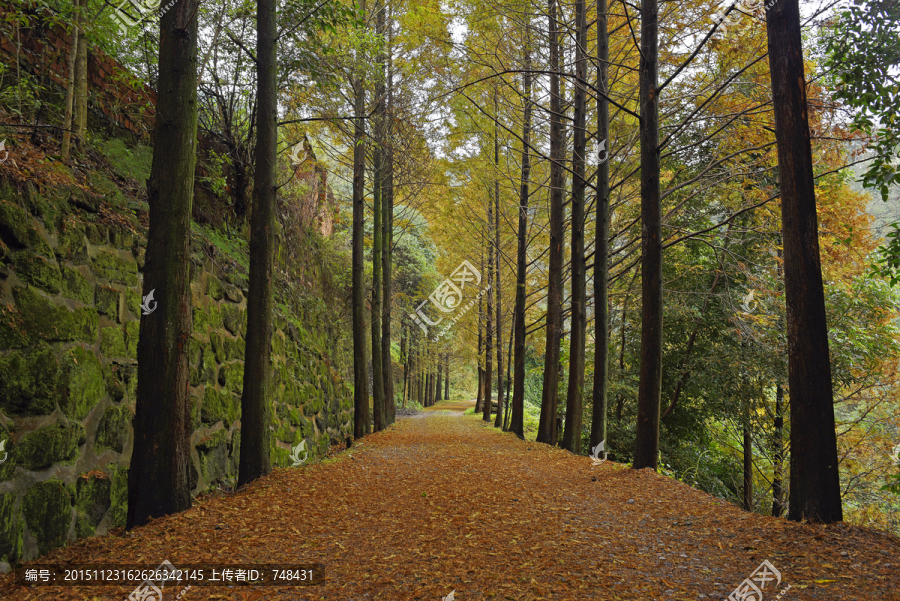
[14,421,83,470]
[13,286,98,343]
[0,345,59,416]
[91,250,138,286]
[61,266,92,304]
[59,346,106,420]
[95,404,130,454]
[22,479,73,554]
[74,474,111,538]
[0,492,24,563]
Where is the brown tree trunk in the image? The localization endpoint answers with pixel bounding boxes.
[352,0,370,439]
[562,0,588,454]
[238,0,278,487]
[494,109,505,429]
[127,0,200,529]
[766,0,842,523]
[381,59,395,425]
[590,0,610,454]
[483,190,494,422]
[510,36,532,440]
[743,396,753,511]
[444,355,450,399]
[537,0,564,446]
[435,357,443,402]
[633,0,662,470]
[72,0,88,147]
[772,382,786,517]
[61,0,83,163]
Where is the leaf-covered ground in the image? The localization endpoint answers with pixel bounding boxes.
[2,400,898,600]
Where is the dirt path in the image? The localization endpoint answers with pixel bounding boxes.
[2,400,898,600]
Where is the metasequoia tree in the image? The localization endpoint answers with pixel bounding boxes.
[128,0,200,529]
[765,0,842,523]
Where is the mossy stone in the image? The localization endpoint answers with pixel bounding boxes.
[217,362,243,394]
[201,387,238,428]
[95,404,131,454]
[0,492,24,563]
[61,265,92,304]
[95,285,121,320]
[0,200,30,249]
[190,391,201,431]
[106,464,128,528]
[125,320,140,358]
[197,427,228,485]
[0,429,14,482]
[12,253,62,293]
[56,220,88,264]
[104,365,126,402]
[85,224,104,245]
[74,474,111,538]
[92,250,138,286]
[101,327,127,358]
[14,421,83,470]
[207,276,224,301]
[224,283,242,303]
[210,331,226,364]
[125,288,141,320]
[271,332,285,357]
[192,303,222,335]
[201,348,217,386]
[22,479,74,554]
[226,336,245,361]
[60,346,106,420]
[13,286,98,342]
[221,305,245,337]
[0,346,59,416]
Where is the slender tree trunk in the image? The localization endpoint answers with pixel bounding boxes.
[772,382,786,517]
[371,101,385,432]
[483,190,494,422]
[436,357,443,402]
[127,0,200,529]
[563,0,588,454]
[503,319,514,431]
[510,36,532,440]
[633,0,662,470]
[238,0,278,487]
[382,4,396,425]
[61,0,83,163]
[401,325,408,409]
[352,0,370,439]
[590,0,610,454]
[537,0,564,446]
[743,395,753,511]
[766,0,842,523]
[494,111,505,429]
[476,243,485,413]
[444,354,450,399]
[72,0,88,146]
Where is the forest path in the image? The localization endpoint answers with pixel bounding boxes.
[4,400,899,600]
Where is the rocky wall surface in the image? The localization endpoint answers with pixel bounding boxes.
[0,181,353,567]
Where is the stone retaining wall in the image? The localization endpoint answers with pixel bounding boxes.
[0,181,353,566]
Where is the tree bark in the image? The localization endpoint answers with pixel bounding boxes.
[537,0,564,446]
[633,0,662,470]
[766,0,842,523]
[494,106,505,429]
[772,382,786,517]
[381,36,395,424]
[444,354,450,399]
[127,0,200,529]
[72,0,88,146]
[590,0,610,454]
[352,0,370,439]
[61,0,83,163]
[743,395,753,511]
[238,0,278,487]
[435,356,443,402]
[510,34,532,440]
[563,0,588,454]
[483,188,494,422]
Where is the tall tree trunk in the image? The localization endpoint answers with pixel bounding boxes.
[238,0,278,487]
[633,0,662,470]
[537,0,564,446]
[503,319,514,431]
[381,13,395,424]
[510,35,532,440]
[444,354,450,399]
[743,395,753,511]
[476,243,485,413]
[401,325,408,409]
[483,190,494,422]
[590,0,610,454]
[127,0,200,529]
[371,108,385,432]
[72,0,88,147]
[494,108,505,429]
[61,0,83,162]
[772,382,786,517]
[352,0,370,439]
[766,0,842,523]
[436,357,443,402]
[563,0,588,454]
